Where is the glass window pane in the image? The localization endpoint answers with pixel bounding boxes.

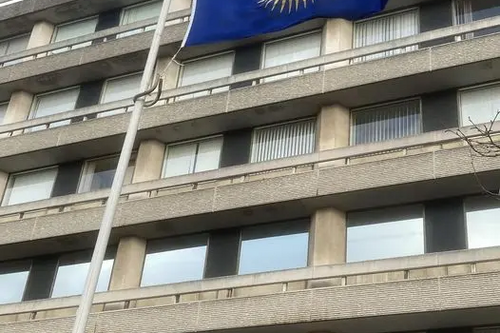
[3,168,58,206]
[0,262,30,304]
[180,53,234,87]
[51,259,113,298]
[251,119,316,163]
[141,237,207,286]
[53,18,98,43]
[347,205,424,262]
[194,137,223,173]
[238,221,309,275]
[460,84,500,126]
[264,32,321,68]
[121,0,162,25]
[465,197,500,249]
[33,88,80,118]
[79,156,135,193]
[351,99,422,145]
[101,73,142,104]
[0,103,7,125]
[0,35,29,57]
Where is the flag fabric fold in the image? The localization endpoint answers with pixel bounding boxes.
[183,0,389,46]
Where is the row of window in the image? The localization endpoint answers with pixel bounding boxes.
[1,195,498,305]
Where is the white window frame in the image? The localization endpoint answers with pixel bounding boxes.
[120,0,162,25]
[162,135,223,178]
[260,30,322,82]
[118,0,161,38]
[176,51,235,100]
[457,81,500,127]
[350,98,423,145]
[249,118,316,163]
[2,166,58,206]
[352,8,420,62]
[28,86,80,130]
[50,16,99,53]
[98,72,142,117]
[77,153,136,193]
[0,33,30,56]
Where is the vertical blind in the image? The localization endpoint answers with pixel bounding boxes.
[351,99,421,145]
[0,35,29,57]
[454,0,473,25]
[250,119,316,163]
[459,84,500,126]
[3,168,58,206]
[354,9,419,62]
[163,137,223,178]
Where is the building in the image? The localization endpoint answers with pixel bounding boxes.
[0,0,500,332]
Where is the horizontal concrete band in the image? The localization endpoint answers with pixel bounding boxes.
[0,142,498,248]
[1,16,499,134]
[0,245,498,316]
[1,269,499,332]
[0,10,191,66]
[0,123,495,218]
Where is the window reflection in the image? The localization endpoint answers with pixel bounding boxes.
[51,255,114,298]
[141,235,208,287]
[465,197,500,249]
[0,262,30,305]
[347,205,424,262]
[238,220,309,275]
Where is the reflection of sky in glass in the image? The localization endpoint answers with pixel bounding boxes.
[0,271,29,304]
[238,233,308,275]
[141,246,207,287]
[347,219,424,263]
[467,208,500,249]
[51,260,113,298]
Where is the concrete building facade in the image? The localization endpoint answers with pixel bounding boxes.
[0,0,500,332]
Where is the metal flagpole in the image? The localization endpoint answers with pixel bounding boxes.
[71,0,173,331]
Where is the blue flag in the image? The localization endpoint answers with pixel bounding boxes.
[183,0,389,46]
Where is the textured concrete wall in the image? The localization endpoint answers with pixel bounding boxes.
[132,140,166,183]
[309,208,346,266]
[1,271,499,333]
[3,91,33,125]
[26,21,54,49]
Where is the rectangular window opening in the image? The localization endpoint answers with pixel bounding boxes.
[2,167,58,206]
[78,154,136,193]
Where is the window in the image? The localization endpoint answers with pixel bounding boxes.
[250,119,316,163]
[99,73,142,117]
[78,155,135,193]
[0,261,30,305]
[465,197,500,249]
[347,205,424,262]
[238,220,309,275]
[141,235,207,286]
[118,1,162,38]
[51,253,114,298]
[163,136,223,178]
[51,17,98,53]
[351,99,422,145]
[353,9,419,62]
[459,83,500,126]
[454,0,500,38]
[177,53,234,99]
[0,102,7,124]
[2,167,58,206]
[262,32,321,82]
[0,34,29,57]
[30,87,80,130]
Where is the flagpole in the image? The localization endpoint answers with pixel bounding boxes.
[71,0,173,331]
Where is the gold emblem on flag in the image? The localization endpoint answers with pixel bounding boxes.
[259,0,314,13]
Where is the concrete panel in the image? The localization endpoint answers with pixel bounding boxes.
[0,219,35,245]
[0,315,97,333]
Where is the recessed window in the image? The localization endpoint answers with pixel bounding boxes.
[78,155,135,193]
[51,252,114,298]
[465,196,500,249]
[0,34,29,57]
[118,1,162,38]
[51,17,98,53]
[453,0,500,37]
[0,261,30,305]
[2,167,58,206]
[30,87,80,130]
[238,220,309,275]
[0,102,7,125]
[459,83,500,126]
[101,73,142,104]
[163,136,223,178]
[351,99,422,145]
[250,119,316,163]
[347,205,425,262]
[262,32,321,82]
[141,234,208,286]
[353,9,419,62]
